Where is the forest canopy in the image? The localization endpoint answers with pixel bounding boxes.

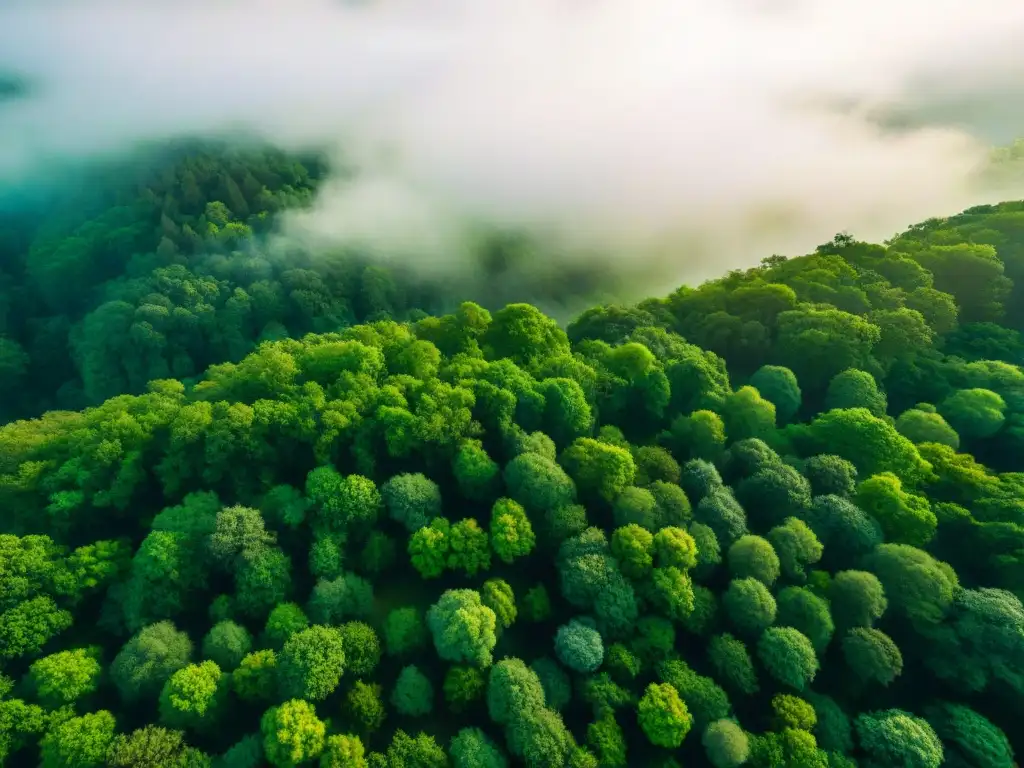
[1,141,1024,767]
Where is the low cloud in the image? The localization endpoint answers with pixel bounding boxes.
[4,0,1024,301]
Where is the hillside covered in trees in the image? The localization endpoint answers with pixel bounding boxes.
[2,141,1024,768]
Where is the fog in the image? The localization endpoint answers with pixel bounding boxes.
[3,0,1024,299]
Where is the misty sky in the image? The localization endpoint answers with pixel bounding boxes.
[3,0,1024,291]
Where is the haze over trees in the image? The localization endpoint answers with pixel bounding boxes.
[1,141,1024,766]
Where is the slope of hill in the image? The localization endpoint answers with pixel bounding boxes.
[1,184,1023,765]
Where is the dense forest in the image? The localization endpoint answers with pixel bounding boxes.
[1,141,1024,768]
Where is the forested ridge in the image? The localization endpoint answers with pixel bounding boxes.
[2,142,1024,768]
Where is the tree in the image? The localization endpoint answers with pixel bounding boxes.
[158,660,228,731]
[486,659,546,725]
[39,710,116,768]
[263,603,309,650]
[427,590,498,667]
[895,407,960,449]
[28,647,102,707]
[611,487,660,531]
[703,719,750,768]
[408,518,451,579]
[802,455,858,497]
[798,408,931,485]
[727,535,780,586]
[750,365,802,423]
[925,702,1014,768]
[391,665,434,717]
[722,578,776,636]
[856,472,936,547]
[450,728,508,768]
[707,634,758,696]
[232,650,278,703]
[0,596,72,660]
[825,369,887,416]
[443,518,490,577]
[773,694,816,730]
[503,452,577,514]
[610,524,654,579]
[105,725,201,768]
[346,681,386,734]
[768,518,823,581]
[649,565,696,621]
[208,505,274,565]
[586,713,627,768]
[382,473,442,532]
[338,622,381,677]
[490,499,536,564]
[939,388,1007,439]
[320,734,367,768]
[855,709,943,768]
[657,660,731,731]
[863,544,957,629]
[757,627,819,690]
[842,628,903,686]
[383,607,427,657]
[721,386,777,441]
[638,683,692,748]
[561,438,636,503]
[652,527,697,570]
[481,579,517,630]
[776,587,834,654]
[555,619,604,673]
[111,621,192,703]
[805,495,883,570]
[829,570,886,629]
[734,464,812,528]
[308,572,374,625]
[277,626,346,701]
[306,469,381,534]
[202,620,252,670]
[261,700,326,768]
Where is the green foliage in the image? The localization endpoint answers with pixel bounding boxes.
[158,660,227,730]
[638,683,693,748]
[320,734,367,768]
[28,647,102,707]
[39,710,116,768]
[723,578,777,636]
[489,499,536,564]
[825,369,887,416]
[232,650,278,703]
[703,719,750,768]
[390,665,434,717]
[773,694,817,730]
[757,627,819,690]
[555,618,605,673]
[382,474,442,533]
[444,666,487,713]
[202,620,252,670]
[450,727,508,768]
[427,589,498,667]
[383,607,427,658]
[261,699,326,768]
[708,633,758,696]
[855,709,943,768]
[481,579,517,630]
[111,621,193,703]
[338,622,381,677]
[263,603,309,649]
[841,628,903,686]
[346,681,387,734]
[7,193,1024,768]
[728,535,781,585]
[277,625,346,701]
